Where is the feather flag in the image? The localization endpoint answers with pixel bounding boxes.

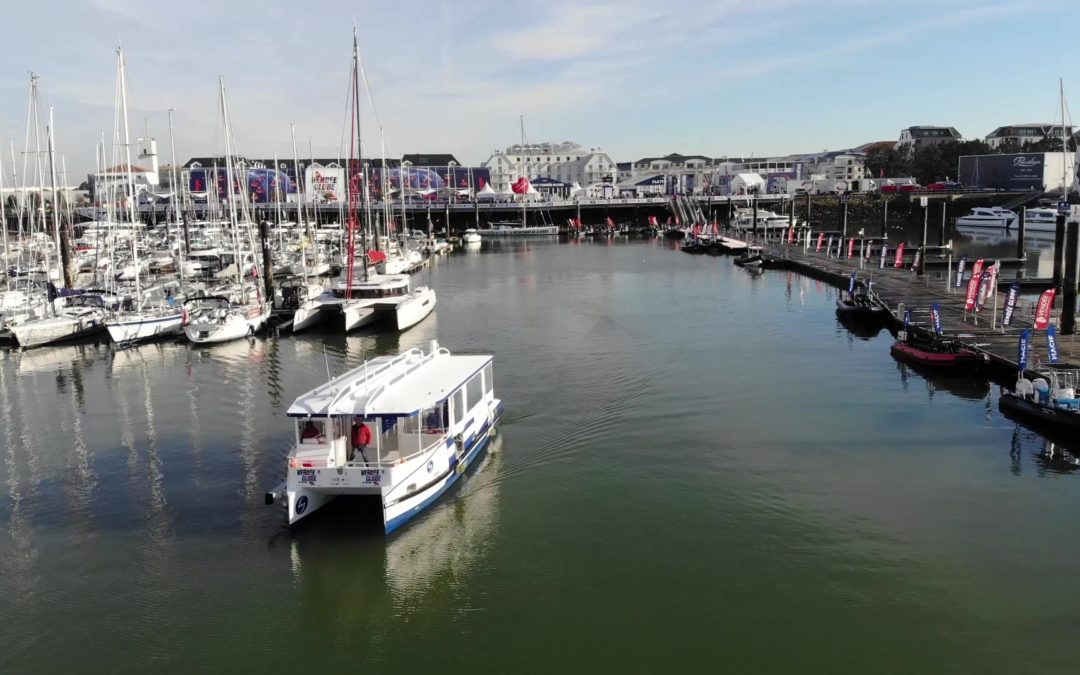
[893,242,905,268]
[964,259,985,311]
[1034,288,1057,330]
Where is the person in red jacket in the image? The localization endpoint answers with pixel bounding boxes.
[351,417,372,462]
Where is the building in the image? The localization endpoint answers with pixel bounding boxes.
[482,141,617,193]
[88,137,160,201]
[896,126,962,153]
[627,153,717,194]
[985,124,1074,150]
[804,151,869,183]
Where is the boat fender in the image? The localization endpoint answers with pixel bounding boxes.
[181,308,189,326]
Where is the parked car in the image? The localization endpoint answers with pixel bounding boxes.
[898,184,922,194]
[927,181,963,192]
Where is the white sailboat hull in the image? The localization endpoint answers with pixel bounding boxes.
[105,311,184,344]
[342,300,379,332]
[11,312,106,348]
[184,304,270,344]
[393,287,436,331]
[292,299,332,332]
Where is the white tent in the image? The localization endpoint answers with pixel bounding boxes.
[569,182,583,195]
[729,172,766,195]
[477,182,496,195]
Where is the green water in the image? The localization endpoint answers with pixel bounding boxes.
[1,238,1078,674]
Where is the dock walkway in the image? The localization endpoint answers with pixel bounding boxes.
[762,237,1080,372]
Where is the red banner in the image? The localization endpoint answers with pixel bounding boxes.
[1034,288,1057,330]
[847,238,855,258]
[510,176,531,194]
[787,226,794,244]
[964,258,985,311]
[648,216,658,226]
[893,242,905,268]
[816,233,824,251]
[606,217,615,228]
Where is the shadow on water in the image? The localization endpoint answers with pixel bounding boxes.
[836,313,885,340]
[1009,424,1080,475]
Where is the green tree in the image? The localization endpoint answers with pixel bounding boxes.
[865,146,910,178]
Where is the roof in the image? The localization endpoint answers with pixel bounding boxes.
[402,154,460,166]
[634,153,714,164]
[100,164,149,173]
[287,346,492,417]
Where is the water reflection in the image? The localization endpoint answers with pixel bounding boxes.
[892,360,991,401]
[286,436,502,623]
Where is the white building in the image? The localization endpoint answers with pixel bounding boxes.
[482,141,617,194]
[897,125,962,154]
[985,123,1074,150]
[628,153,716,194]
[90,137,161,201]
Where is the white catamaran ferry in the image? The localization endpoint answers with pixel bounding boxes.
[267,340,502,533]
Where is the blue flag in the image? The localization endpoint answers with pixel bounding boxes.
[1018,329,1030,372]
[879,244,887,269]
[1002,282,1020,326]
[954,255,967,288]
[1047,325,1060,363]
[903,309,911,328]
[931,302,942,335]
[848,271,856,295]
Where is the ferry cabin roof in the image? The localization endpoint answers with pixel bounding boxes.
[287,351,493,418]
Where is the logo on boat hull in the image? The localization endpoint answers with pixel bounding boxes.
[296,495,308,515]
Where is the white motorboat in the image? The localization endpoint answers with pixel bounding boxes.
[11,293,109,349]
[266,340,503,532]
[954,207,1018,229]
[461,229,482,244]
[105,306,184,344]
[183,295,270,344]
[1021,207,1061,232]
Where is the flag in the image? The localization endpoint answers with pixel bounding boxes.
[847,238,855,258]
[911,248,922,272]
[1002,282,1021,326]
[964,259,985,311]
[606,217,615,228]
[1018,329,1030,372]
[826,236,833,256]
[879,167,885,178]
[931,302,942,335]
[954,255,967,288]
[848,271,856,295]
[1047,325,1060,363]
[903,309,911,327]
[879,244,888,269]
[1034,288,1057,330]
[893,242,905,268]
[787,226,794,243]
[977,261,999,310]
[816,233,824,252]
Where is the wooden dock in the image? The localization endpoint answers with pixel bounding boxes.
[760,237,1080,373]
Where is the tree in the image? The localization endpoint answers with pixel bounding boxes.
[865,146,910,179]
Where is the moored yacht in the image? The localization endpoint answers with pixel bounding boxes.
[183,295,270,344]
[11,293,109,348]
[266,340,503,532]
[954,207,1018,228]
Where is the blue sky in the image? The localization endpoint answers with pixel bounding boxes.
[0,0,1076,179]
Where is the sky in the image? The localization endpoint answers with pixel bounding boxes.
[0,0,1077,180]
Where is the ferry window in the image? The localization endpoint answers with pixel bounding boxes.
[298,420,325,443]
[452,388,465,425]
[466,373,483,410]
[483,363,493,393]
[423,403,446,434]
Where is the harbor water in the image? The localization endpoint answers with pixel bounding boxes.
[2,238,1079,674]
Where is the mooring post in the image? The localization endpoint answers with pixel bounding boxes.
[1062,220,1078,335]
[1053,215,1066,290]
[751,197,758,240]
[939,200,947,246]
[1016,207,1026,260]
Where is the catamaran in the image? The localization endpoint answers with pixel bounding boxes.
[266,340,503,532]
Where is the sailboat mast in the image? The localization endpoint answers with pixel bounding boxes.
[117,48,140,295]
[0,138,7,291]
[45,106,68,288]
[344,33,362,298]
[290,122,312,285]
[168,107,185,280]
[1061,78,1068,195]
[218,76,245,302]
[520,114,526,227]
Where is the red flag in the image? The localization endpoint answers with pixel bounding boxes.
[1034,288,1057,329]
[712,222,719,235]
[964,258,986,311]
[648,215,658,226]
[574,217,582,227]
[879,167,885,178]
[787,226,794,243]
[893,242,905,268]
[847,238,855,258]
[667,216,673,225]
[606,217,615,228]
[815,232,824,251]
[675,216,681,225]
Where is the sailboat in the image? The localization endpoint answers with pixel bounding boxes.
[337,32,435,333]
[12,81,109,348]
[103,47,184,345]
[183,76,270,344]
